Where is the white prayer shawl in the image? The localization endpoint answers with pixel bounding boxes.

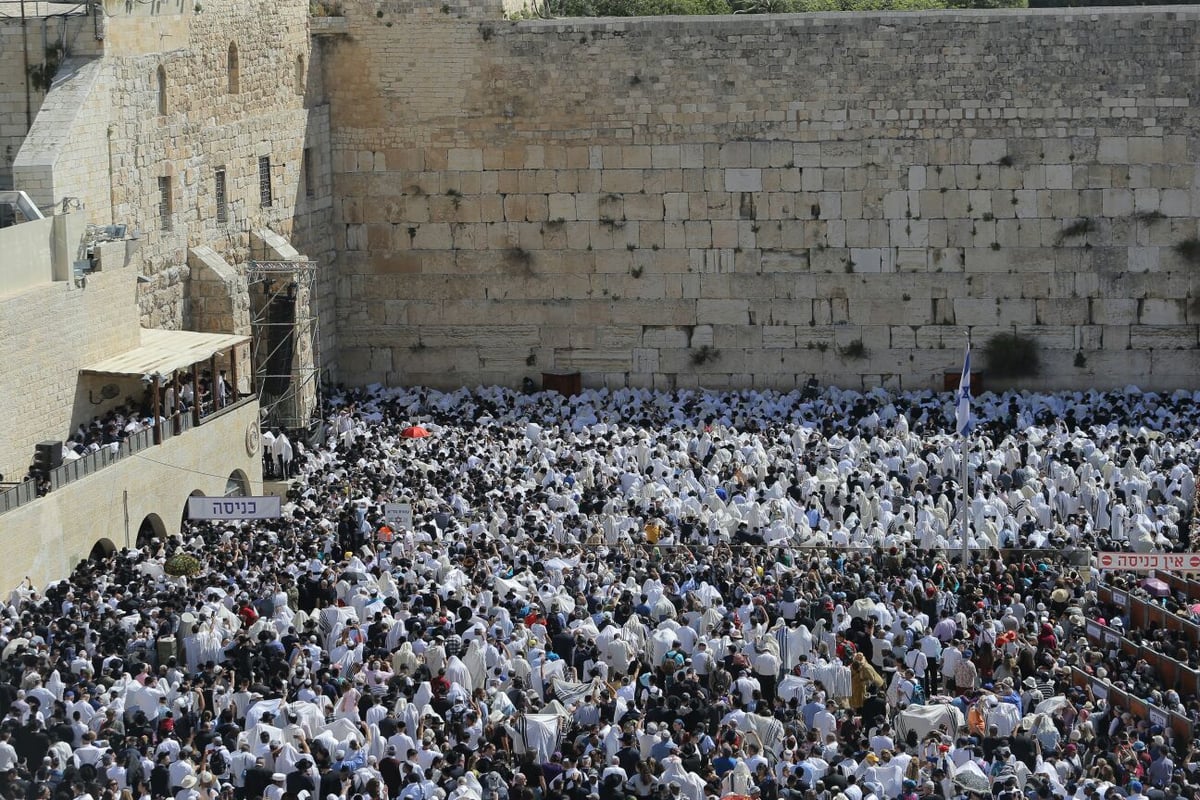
[445,656,471,692]
[695,607,724,637]
[773,624,812,669]
[534,658,566,701]
[985,700,1021,737]
[649,628,677,666]
[318,716,364,753]
[119,676,166,717]
[390,641,418,674]
[237,722,282,752]
[412,683,433,717]
[505,714,567,762]
[551,676,603,710]
[622,616,649,654]
[778,675,808,705]
[810,662,852,699]
[722,761,754,795]
[743,712,786,755]
[394,698,421,736]
[661,756,707,800]
[462,641,487,691]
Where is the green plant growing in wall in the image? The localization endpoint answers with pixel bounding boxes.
[630,265,644,278]
[504,246,535,276]
[691,345,720,366]
[983,332,1041,378]
[1074,351,1087,368]
[445,188,462,209]
[1174,238,1200,266]
[1055,217,1095,245]
[1133,210,1166,224]
[839,339,867,360]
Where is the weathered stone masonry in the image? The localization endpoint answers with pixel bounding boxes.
[328,5,1200,391]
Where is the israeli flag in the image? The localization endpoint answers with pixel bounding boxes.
[955,343,972,437]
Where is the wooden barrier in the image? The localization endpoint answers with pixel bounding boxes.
[1083,618,1200,700]
[1097,582,1200,643]
[1069,667,1194,743]
[1149,570,1200,602]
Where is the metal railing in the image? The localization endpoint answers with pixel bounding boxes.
[0,395,255,517]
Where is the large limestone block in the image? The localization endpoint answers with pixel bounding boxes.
[1138,299,1187,326]
[724,169,762,193]
[1130,325,1197,350]
[697,299,750,325]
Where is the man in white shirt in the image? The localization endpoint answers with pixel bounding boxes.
[813,701,838,742]
[940,641,963,694]
[0,730,17,774]
[752,644,780,703]
[264,773,287,800]
[73,732,105,769]
[388,724,416,761]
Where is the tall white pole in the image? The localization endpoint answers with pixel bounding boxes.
[960,432,970,565]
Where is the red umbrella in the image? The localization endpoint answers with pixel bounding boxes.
[400,425,430,439]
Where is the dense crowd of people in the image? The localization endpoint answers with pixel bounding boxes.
[0,383,1199,800]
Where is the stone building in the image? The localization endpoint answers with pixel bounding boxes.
[0,0,328,587]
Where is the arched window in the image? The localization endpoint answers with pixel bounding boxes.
[135,513,167,549]
[295,54,305,97]
[227,42,240,94]
[225,469,250,497]
[89,538,116,561]
[156,65,167,114]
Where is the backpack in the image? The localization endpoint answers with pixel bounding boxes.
[910,682,925,705]
[209,750,228,777]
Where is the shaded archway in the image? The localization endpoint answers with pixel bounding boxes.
[225,469,250,497]
[181,488,206,527]
[89,538,116,561]
[135,514,166,549]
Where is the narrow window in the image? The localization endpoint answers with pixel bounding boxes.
[227,43,240,94]
[258,155,272,208]
[214,167,228,224]
[156,65,167,115]
[158,176,173,232]
[295,54,306,97]
[303,148,314,199]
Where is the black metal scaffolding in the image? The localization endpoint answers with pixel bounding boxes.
[247,260,321,432]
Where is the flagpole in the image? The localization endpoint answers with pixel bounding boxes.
[956,337,972,566]
[960,426,970,566]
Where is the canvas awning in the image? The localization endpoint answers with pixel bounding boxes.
[81,328,249,378]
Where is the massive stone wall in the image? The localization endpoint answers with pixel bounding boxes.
[328,5,1200,392]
